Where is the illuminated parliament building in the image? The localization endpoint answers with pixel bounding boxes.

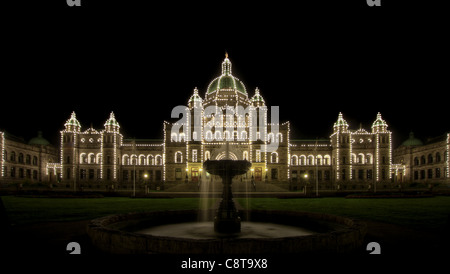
[1,55,449,191]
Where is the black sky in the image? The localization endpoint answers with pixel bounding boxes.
[1,2,448,148]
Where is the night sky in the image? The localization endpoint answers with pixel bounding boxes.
[2,2,447,148]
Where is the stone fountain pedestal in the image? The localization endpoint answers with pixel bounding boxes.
[203,159,251,233]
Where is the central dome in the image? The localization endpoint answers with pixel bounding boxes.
[206,54,247,95]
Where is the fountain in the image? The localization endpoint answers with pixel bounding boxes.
[87,143,367,254]
[203,142,251,233]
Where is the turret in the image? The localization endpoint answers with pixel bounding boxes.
[104,112,120,133]
[333,112,349,133]
[64,111,81,132]
[372,112,388,133]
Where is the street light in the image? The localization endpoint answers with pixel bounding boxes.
[144,173,148,194]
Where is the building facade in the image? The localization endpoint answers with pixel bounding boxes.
[0,131,58,185]
[1,55,449,190]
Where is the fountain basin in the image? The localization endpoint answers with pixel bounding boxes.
[87,210,366,254]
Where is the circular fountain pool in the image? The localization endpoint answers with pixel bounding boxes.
[136,221,316,239]
[87,209,366,254]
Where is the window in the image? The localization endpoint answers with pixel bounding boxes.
[291,155,298,166]
[428,154,433,164]
[367,169,373,180]
[26,155,31,165]
[80,169,87,180]
[427,169,433,179]
[90,153,96,164]
[436,168,441,178]
[155,155,162,166]
[33,156,38,166]
[89,169,94,180]
[256,150,261,162]
[175,152,183,163]
[18,153,24,164]
[358,169,364,180]
[421,156,426,165]
[11,167,16,178]
[436,152,441,163]
[192,149,198,162]
[271,168,278,180]
[175,168,182,180]
[414,157,419,166]
[271,152,278,163]
[324,170,330,180]
[123,170,129,181]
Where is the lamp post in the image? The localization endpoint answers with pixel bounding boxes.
[304,173,309,195]
[144,173,148,194]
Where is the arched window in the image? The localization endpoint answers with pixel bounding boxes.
[206,131,213,141]
[271,152,279,163]
[175,151,183,163]
[18,153,24,163]
[122,154,130,165]
[268,133,274,143]
[324,155,331,165]
[276,133,283,143]
[130,155,138,165]
[307,155,314,165]
[32,156,38,166]
[421,155,426,165]
[155,155,162,166]
[214,131,222,141]
[139,155,146,165]
[171,133,178,142]
[10,151,15,162]
[414,157,419,166]
[205,151,211,160]
[89,153,96,164]
[428,154,433,164]
[243,151,248,161]
[358,153,365,164]
[147,154,154,165]
[179,133,186,142]
[96,153,102,164]
[291,155,298,166]
[299,155,306,166]
[316,155,323,165]
[80,153,87,164]
[436,152,441,163]
[366,154,373,164]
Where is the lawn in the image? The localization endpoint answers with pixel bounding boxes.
[2,196,450,231]
[1,197,214,225]
[237,196,450,231]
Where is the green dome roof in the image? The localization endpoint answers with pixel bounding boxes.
[401,132,423,147]
[28,131,50,146]
[206,55,247,95]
